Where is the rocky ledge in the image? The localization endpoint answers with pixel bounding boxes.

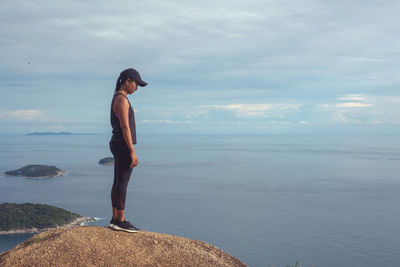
[0,226,247,267]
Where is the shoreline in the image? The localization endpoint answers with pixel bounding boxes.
[0,216,96,235]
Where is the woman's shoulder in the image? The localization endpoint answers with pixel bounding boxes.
[113,93,130,109]
[113,93,128,102]
[113,92,128,98]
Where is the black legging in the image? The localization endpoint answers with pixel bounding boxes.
[109,141,133,210]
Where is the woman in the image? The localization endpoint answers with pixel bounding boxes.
[108,68,147,233]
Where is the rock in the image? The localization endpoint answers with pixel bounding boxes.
[0,226,247,267]
[3,165,67,178]
[98,157,114,166]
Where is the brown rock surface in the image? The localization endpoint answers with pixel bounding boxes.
[0,226,247,267]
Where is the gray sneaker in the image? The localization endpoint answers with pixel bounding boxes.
[108,218,118,229]
[112,219,139,233]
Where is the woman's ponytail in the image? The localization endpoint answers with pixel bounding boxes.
[114,76,122,92]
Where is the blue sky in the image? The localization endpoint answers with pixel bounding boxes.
[0,0,399,134]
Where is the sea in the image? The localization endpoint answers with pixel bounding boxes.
[0,132,399,267]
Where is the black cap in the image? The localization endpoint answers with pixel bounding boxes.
[120,68,148,87]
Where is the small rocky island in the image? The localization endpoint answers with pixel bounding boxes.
[3,164,67,178]
[27,131,73,136]
[27,132,97,136]
[98,157,114,166]
[0,203,95,235]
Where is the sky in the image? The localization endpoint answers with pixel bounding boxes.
[0,0,399,134]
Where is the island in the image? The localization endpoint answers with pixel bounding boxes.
[3,164,67,178]
[0,203,95,235]
[27,132,99,135]
[98,157,114,166]
[27,131,72,135]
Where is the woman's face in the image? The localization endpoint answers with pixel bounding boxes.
[127,80,138,94]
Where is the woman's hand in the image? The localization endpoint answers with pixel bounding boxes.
[130,151,139,168]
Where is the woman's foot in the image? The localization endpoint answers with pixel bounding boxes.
[112,219,139,233]
[108,218,118,228]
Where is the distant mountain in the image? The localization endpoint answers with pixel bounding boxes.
[27,132,98,135]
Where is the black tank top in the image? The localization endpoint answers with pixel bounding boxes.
[110,92,137,144]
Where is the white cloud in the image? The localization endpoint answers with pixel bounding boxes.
[213,121,247,125]
[332,113,348,123]
[0,110,44,121]
[207,103,303,118]
[141,119,196,124]
[48,125,65,131]
[184,109,211,120]
[338,94,367,101]
[367,119,384,124]
[367,119,400,125]
[2,0,399,85]
[336,102,373,108]
[267,120,292,125]
[1,1,400,133]
[318,94,400,125]
[339,57,386,63]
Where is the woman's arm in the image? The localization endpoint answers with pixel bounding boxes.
[114,96,138,168]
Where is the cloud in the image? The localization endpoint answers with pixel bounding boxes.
[215,121,247,125]
[335,102,373,108]
[266,120,292,125]
[336,94,373,108]
[2,0,399,87]
[318,94,400,125]
[141,119,196,124]
[1,1,400,133]
[332,113,362,124]
[367,119,400,125]
[339,57,386,63]
[207,103,303,118]
[0,110,45,121]
[49,125,65,131]
[253,120,311,129]
[337,94,367,101]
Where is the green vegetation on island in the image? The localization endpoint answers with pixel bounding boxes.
[3,164,66,178]
[0,203,80,231]
[98,157,114,165]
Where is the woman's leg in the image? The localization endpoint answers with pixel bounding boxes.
[117,209,125,221]
[110,141,133,220]
[112,207,118,220]
[110,142,119,219]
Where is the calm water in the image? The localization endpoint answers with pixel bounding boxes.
[0,133,399,267]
